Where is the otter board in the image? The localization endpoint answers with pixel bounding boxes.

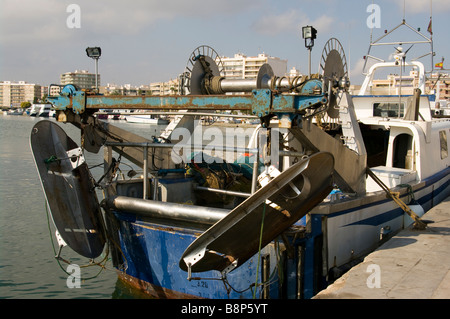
[30,120,105,259]
[180,152,334,274]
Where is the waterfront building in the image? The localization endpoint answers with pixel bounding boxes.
[427,72,450,101]
[100,53,290,97]
[220,53,287,79]
[40,86,48,99]
[0,81,41,108]
[351,70,449,101]
[367,70,421,95]
[100,83,151,96]
[149,79,179,96]
[288,66,301,77]
[48,85,61,97]
[60,70,99,90]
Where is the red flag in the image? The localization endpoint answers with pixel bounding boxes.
[427,18,433,35]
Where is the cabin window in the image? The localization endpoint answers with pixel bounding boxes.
[439,130,448,159]
[373,102,404,118]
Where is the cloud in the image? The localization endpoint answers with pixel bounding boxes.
[251,9,334,36]
[0,0,262,83]
[79,0,260,35]
[0,0,260,43]
[312,15,335,34]
[0,0,67,44]
[394,0,450,14]
[349,58,366,79]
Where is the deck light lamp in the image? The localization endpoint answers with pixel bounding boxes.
[86,47,101,92]
[302,26,317,46]
[86,47,101,59]
[302,26,317,76]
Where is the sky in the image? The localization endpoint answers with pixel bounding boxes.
[0,0,449,87]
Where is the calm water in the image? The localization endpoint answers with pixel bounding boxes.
[0,115,165,299]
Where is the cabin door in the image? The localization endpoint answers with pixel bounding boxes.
[392,133,414,169]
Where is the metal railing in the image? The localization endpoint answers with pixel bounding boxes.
[104,140,306,200]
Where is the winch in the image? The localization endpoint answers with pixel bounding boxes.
[47,39,349,129]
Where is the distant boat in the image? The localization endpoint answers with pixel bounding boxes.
[6,108,24,115]
[29,104,53,117]
[95,109,121,120]
[28,105,38,116]
[125,114,169,125]
[96,109,109,119]
[37,104,52,117]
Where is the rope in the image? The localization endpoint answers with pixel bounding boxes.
[253,202,267,299]
[44,155,58,165]
[398,183,416,202]
[44,201,110,281]
[367,168,426,229]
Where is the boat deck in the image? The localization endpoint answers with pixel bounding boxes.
[314,196,450,299]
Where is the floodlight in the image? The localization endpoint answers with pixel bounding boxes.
[86,47,102,59]
[85,47,101,92]
[301,26,317,76]
[302,26,317,50]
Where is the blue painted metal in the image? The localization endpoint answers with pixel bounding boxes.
[47,93,253,113]
[113,211,284,299]
[50,85,87,114]
[251,88,326,118]
[47,85,328,120]
[302,214,323,299]
[86,95,253,111]
[61,84,78,95]
[71,91,86,114]
[49,95,70,111]
[299,79,322,95]
[109,168,450,299]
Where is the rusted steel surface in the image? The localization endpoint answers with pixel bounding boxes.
[86,94,253,111]
[117,271,203,299]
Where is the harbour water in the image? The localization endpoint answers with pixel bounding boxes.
[0,114,166,299]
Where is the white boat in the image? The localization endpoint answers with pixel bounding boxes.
[125,114,169,124]
[6,108,24,115]
[28,105,39,116]
[314,63,449,276]
[309,22,449,278]
[37,104,52,117]
[29,104,53,117]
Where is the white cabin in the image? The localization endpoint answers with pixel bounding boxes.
[351,61,450,192]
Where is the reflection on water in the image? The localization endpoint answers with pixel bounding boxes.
[0,115,164,299]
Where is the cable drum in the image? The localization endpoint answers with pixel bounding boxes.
[318,38,349,119]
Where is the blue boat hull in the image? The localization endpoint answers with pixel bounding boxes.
[106,167,450,299]
[111,213,289,299]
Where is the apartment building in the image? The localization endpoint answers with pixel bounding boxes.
[427,73,450,101]
[99,83,151,96]
[366,70,421,95]
[104,53,290,96]
[48,85,61,96]
[149,79,179,96]
[60,70,99,90]
[220,53,287,79]
[0,81,41,108]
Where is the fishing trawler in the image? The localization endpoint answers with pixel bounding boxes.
[31,20,449,299]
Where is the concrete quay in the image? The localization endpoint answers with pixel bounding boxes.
[314,197,450,299]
